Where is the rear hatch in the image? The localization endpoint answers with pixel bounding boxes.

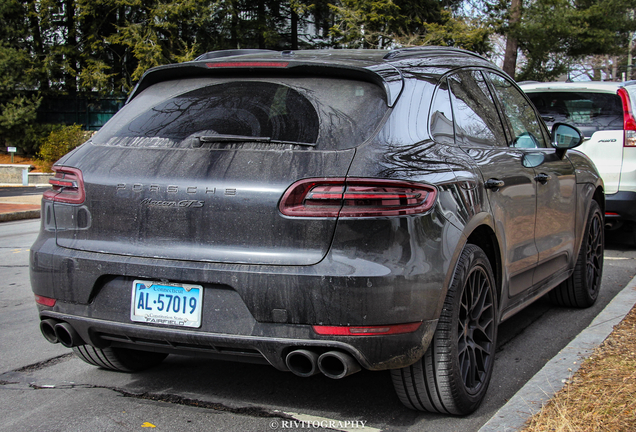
[525,89,624,193]
[52,73,390,265]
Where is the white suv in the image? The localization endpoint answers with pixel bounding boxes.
[520,81,636,237]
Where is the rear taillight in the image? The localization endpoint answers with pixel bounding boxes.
[617,88,636,147]
[313,322,422,336]
[279,178,437,217]
[43,166,85,204]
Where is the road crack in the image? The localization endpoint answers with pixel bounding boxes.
[13,353,74,373]
[113,389,292,419]
[23,381,294,421]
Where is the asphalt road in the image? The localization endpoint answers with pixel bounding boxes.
[0,186,50,197]
[1,219,635,432]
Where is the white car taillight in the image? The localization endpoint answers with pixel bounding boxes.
[618,88,636,147]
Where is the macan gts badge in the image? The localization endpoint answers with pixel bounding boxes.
[31,47,604,416]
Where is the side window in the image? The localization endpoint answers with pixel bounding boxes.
[430,78,454,145]
[448,70,507,147]
[487,72,548,148]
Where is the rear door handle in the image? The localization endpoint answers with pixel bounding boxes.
[534,173,551,184]
[484,179,505,190]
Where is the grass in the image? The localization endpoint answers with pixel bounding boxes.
[521,304,636,432]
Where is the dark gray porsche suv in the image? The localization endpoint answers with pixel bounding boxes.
[31,47,604,415]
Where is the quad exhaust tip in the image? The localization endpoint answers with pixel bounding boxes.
[286,349,321,377]
[286,349,361,379]
[318,350,362,379]
[39,319,59,344]
[39,319,84,348]
[54,322,84,348]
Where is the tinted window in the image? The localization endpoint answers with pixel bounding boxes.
[430,78,454,145]
[488,73,547,148]
[118,82,319,143]
[93,77,388,150]
[526,91,623,131]
[448,70,506,147]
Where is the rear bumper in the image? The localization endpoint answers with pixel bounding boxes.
[605,191,636,224]
[30,208,460,370]
[37,309,437,371]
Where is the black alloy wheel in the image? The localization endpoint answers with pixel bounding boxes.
[391,244,498,415]
[458,262,496,395]
[549,200,604,308]
[584,209,603,299]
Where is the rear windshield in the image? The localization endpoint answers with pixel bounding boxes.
[92,77,388,150]
[526,91,623,131]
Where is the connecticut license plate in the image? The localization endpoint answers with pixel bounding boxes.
[130,280,203,328]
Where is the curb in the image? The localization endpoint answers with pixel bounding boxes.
[479,274,636,432]
[0,210,41,222]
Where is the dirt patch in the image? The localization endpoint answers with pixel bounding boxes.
[0,154,46,172]
[521,304,636,431]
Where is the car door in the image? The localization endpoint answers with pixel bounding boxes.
[486,72,577,288]
[447,70,539,295]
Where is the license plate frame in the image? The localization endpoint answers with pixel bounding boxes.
[130,280,203,328]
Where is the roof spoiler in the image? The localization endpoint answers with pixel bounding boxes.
[126,53,404,107]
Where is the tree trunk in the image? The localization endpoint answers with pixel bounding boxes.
[27,0,49,91]
[502,0,522,79]
[64,0,77,94]
[291,8,298,50]
[257,0,265,49]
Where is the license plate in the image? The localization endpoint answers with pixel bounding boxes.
[130,280,203,328]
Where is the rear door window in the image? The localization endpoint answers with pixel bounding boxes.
[93,77,389,150]
[448,70,507,147]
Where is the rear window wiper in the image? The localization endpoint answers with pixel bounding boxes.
[198,135,315,146]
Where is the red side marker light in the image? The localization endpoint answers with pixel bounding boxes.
[34,295,56,307]
[313,322,422,336]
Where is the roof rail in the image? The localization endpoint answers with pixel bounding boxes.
[194,49,278,61]
[383,46,488,61]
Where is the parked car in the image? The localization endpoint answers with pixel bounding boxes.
[520,81,636,240]
[31,48,604,415]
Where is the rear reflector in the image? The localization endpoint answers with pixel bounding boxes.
[313,322,422,336]
[617,88,636,147]
[279,178,437,217]
[34,295,56,307]
[605,212,619,216]
[206,61,289,68]
[43,166,85,204]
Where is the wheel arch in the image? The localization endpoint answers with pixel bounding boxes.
[573,183,605,262]
[465,224,502,308]
[593,185,605,214]
[442,212,502,318]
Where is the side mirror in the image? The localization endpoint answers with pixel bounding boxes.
[551,123,583,158]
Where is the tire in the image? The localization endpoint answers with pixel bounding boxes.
[73,345,168,372]
[391,244,498,415]
[548,200,604,308]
